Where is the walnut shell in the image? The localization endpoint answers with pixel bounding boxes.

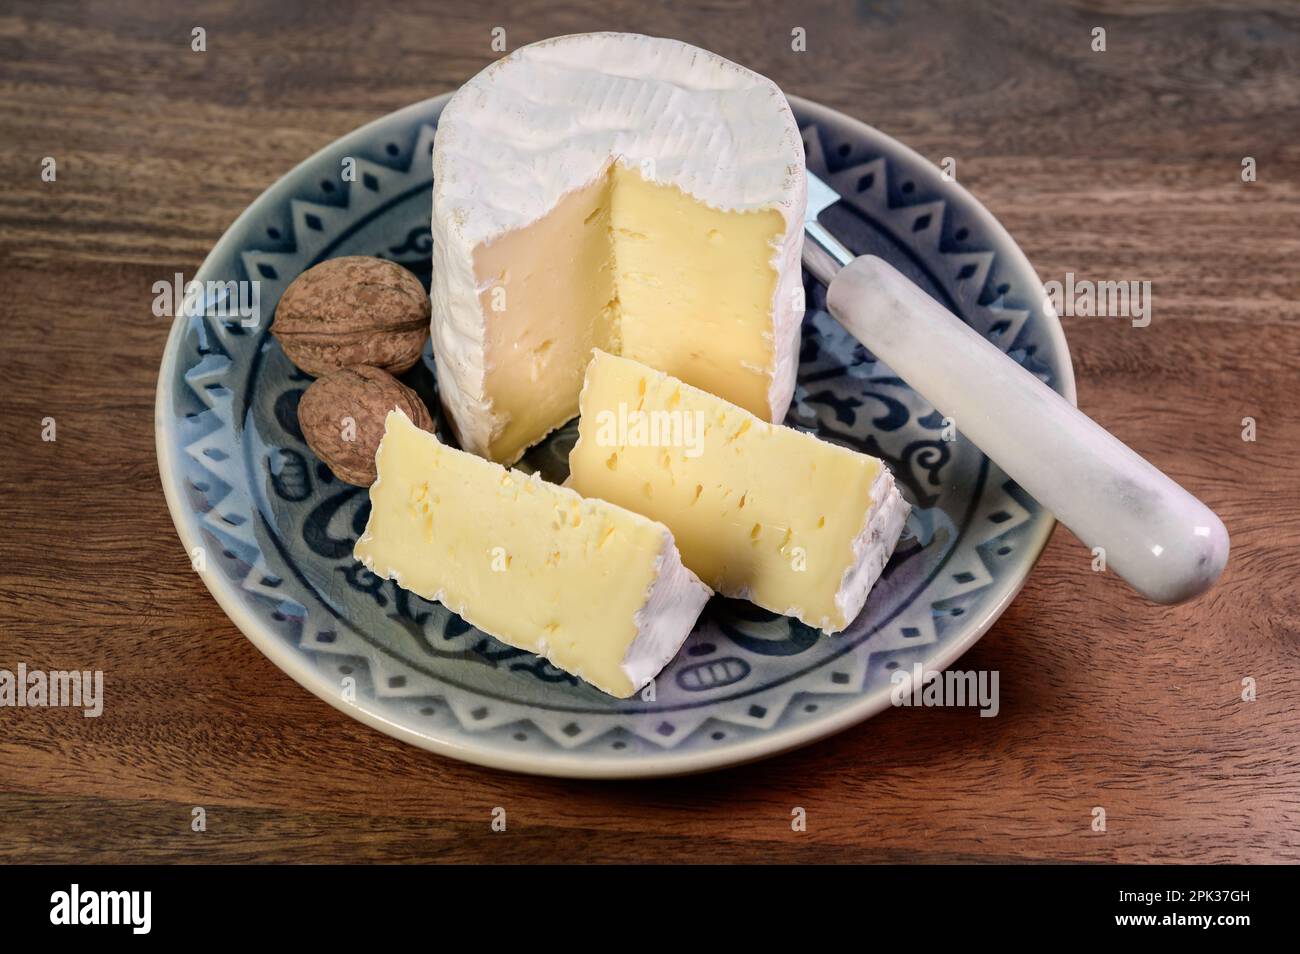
[272,256,430,376]
[297,366,435,486]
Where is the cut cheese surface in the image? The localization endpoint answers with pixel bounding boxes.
[431,32,805,464]
[611,166,786,421]
[568,352,911,633]
[469,172,618,464]
[354,409,711,697]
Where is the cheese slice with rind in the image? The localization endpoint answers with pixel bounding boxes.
[568,352,911,633]
[354,409,711,697]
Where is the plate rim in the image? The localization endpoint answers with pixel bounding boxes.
[155,92,1076,779]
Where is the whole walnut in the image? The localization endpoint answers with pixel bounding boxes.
[297,366,435,486]
[272,256,430,376]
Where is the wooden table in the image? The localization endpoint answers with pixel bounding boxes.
[2,0,1297,864]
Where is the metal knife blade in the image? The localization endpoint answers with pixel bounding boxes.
[802,171,854,286]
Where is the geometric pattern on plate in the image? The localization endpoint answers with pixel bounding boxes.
[160,94,1071,774]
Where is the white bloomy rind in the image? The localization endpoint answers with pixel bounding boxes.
[831,467,910,634]
[625,535,714,693]
[430,31,806,458]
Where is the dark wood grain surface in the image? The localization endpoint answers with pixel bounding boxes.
[1,0,1297,864]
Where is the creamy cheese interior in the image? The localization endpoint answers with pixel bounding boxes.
[355,409,681,697]
[471,162,784,463]
[569,352,891,632]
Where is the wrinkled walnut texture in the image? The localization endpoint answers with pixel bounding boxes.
[272,256,430,376]
[297,365,435,486]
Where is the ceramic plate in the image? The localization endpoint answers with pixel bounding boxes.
[156,94,1075,778]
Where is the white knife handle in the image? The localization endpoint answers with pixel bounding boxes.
[825,255,1229,604]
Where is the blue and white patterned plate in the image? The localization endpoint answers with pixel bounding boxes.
[156,95,1074,778]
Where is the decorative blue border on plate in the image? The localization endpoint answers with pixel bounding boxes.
[156,95,1074,776]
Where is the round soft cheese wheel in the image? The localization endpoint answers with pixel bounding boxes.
[430,32,806,464]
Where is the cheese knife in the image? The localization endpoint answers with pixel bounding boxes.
[803,171,1228,604]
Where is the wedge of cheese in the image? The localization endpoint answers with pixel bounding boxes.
[431,32,806,464]
[569,352,911,633]
[354,409,711,697]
